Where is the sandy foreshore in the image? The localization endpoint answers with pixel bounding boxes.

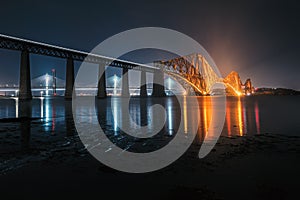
[1,126,299,200]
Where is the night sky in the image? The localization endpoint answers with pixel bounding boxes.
[0,0,299,89]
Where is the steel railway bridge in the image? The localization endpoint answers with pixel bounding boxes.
[0,34,252,99]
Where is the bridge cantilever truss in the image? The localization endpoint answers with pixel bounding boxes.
[155,53,222,95]
[155,53,251,96]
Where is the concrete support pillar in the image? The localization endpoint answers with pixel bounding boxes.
[97,64,107,98]
[19,50,32,100]
[152,69,166,97]
[121,68,130,97]
[65,57,74,99]
[140,70,147,97]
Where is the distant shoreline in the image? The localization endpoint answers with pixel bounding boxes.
[254,87,300,95]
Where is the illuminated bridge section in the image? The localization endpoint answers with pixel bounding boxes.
[156,53,247,96]
[222,71,244,96]
[155,53,220,95]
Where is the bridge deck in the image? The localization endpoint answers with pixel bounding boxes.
[0,34,157,72]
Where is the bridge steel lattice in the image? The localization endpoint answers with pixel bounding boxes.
[156,53,252,96]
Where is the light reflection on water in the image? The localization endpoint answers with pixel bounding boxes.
[222,97,262,137]
[0,96,299,145]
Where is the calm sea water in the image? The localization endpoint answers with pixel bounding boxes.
[0,96,299,152]
[0,96,299,135]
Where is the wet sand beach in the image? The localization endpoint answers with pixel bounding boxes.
[1,132,299,200]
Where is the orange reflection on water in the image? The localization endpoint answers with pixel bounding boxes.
[255,101,260,134]
[183,95,188,134]
[203,97,209,137]
[237,97,244,136]
[226,106,232,136]
[198,97,212,141]
[225,97,246,136]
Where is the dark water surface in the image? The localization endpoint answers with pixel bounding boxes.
[0,95,299,154]
[1,96,299,133]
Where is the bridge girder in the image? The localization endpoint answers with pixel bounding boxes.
[0,34,155,72]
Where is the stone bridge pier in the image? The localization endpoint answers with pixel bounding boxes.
[19,50,32,100]
[64,57,75,99]
[152,69,166,97]
[97,63,107,98]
